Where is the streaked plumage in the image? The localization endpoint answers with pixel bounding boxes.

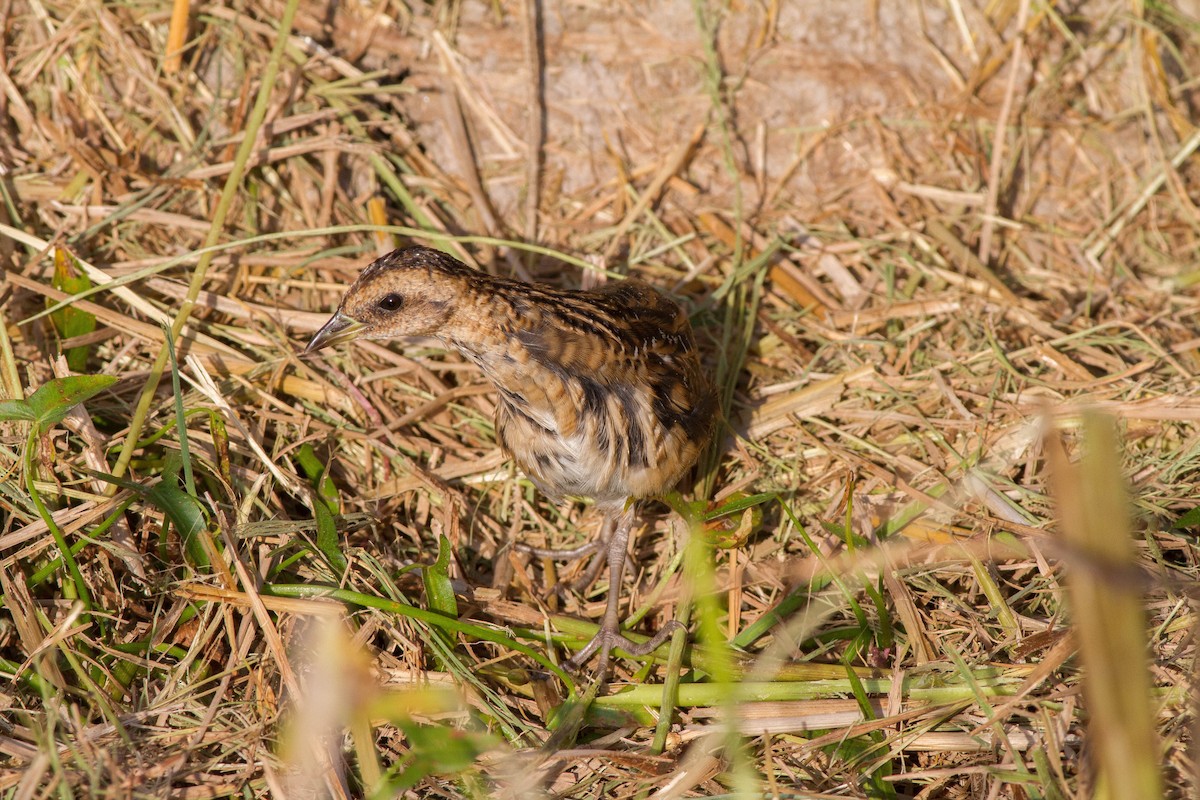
[307,246,716,676]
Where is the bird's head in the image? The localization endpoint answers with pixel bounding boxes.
[305,247,470,353]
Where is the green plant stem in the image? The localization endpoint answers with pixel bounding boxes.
[108,0,301,489]
[25,428,92,614]
[596,677,1015,710]
[652,588,692,754]
[23,499,133,588]
[0,656,50,694]
[264,583,575,688]
[163,326,197,497]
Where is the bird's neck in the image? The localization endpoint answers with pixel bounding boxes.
[439,288,535,381]
[439,285,571,434]
[439,283,517,356]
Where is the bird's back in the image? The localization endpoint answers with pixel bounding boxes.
[458,276,716,510]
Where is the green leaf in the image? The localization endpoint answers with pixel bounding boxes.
[147,483,210,568]
[75,464,212,568]
[295,443,340,511]
[731,582,816,649]
[0,398,35,422]
[24,375,117,431]
[162,325,196,499]
[703,490,767,549]
[702,491,776,521]
[660,491,705,524]
[313,501,348,574]
[50,249,97,372]
[1172,506,1200,529]
[211,412,231,483]
[423,535,458,619]
[388,720,493,794]
[147,468,211,569]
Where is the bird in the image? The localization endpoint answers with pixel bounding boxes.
[305,245,717,678]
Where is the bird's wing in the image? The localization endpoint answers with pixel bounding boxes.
[545,280,693,378]
[506,280,707,439]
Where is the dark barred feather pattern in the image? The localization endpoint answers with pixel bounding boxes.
[326,246,717,511]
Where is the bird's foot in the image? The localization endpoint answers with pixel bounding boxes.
[565,619,686,680]
[515,540,607,596]
[514,539,600,561]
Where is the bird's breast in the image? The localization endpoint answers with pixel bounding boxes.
[494,378,703,508]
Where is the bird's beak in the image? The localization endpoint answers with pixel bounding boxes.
[305,311,366,353]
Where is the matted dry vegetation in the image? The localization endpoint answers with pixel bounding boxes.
[2,0,1199,797]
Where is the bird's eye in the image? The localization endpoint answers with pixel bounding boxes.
[377,293,403,312]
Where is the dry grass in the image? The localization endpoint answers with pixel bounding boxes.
[2,0,1199,797]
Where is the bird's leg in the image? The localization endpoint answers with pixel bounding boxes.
[565,506,684,679]
[515,514,613,593]
[515,540,600,561]
[515,511,613,560]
